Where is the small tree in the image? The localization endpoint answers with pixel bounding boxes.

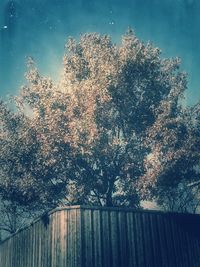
[0,198,41,240]
[0,30,199,211]
[156,182,200,213]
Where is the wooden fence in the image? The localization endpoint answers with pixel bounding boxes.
[0,205,200,267]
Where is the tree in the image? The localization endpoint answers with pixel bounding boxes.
[0,29,199,211]
[142,99,200,211]
[0,198,39,238]
[156,181,200,214]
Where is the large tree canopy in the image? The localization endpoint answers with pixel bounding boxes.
[0,30,199,210]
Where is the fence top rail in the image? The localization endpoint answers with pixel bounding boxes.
[50,204,200,215]
[1,205,200,245]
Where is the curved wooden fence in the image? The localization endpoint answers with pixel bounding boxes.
[0,205,200,267]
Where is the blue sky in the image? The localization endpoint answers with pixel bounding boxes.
[0,0,200,105]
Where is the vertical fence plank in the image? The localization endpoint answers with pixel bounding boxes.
[100,209,112,267]
[126,211,137,267]
[157,214,169,267]
[71,208,77,267]
[92,209,102,267]
[110,210,119,267]
[134,212,146,267]
[150,213,162,267]
[60,210,65,267]
[171,217,183,267]
[83,208,93,267]
[163,215,177,267]
[142,212,155,267]
[118,211,128,267]
[75,208,82,267]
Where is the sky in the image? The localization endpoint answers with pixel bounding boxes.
[0,0,200,105]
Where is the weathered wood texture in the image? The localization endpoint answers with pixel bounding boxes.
[0,206,200,267]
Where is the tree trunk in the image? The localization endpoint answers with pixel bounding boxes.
[105,179,114,207]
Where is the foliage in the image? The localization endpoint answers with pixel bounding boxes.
[156,181,200,213]
[0,30,199,210]
[0,198,40,240]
